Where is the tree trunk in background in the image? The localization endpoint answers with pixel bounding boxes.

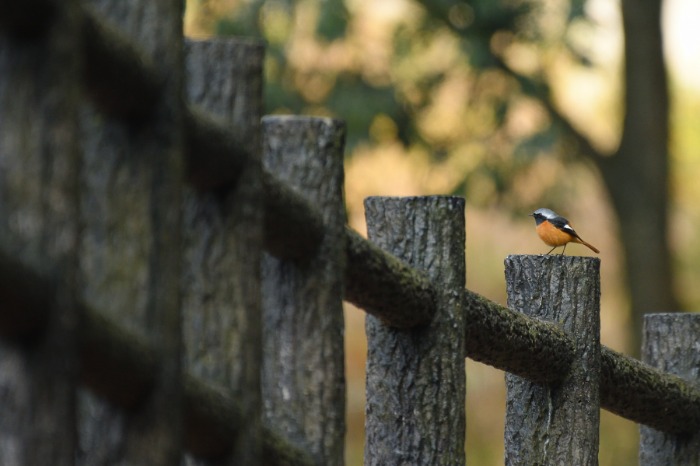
[598,0,678,354]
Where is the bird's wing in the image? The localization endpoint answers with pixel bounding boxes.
[549,216,579,237]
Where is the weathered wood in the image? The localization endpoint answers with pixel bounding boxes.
[262,169,325,260]
[504,255,600,465]
[183,108,251,193]
[364,196,466,466]
[639,314,700,464]
[79,306,158,409]
[82,10,161,119]
[77,1,184,464]
[463,288,575,384]
[0,2,81,463]
[600,345,700,434]
[261,116,347,465]
[344,227,437,328]
[345,231,700,433]
[182,37,265,465]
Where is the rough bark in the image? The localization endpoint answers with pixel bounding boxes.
[261,116,347,465]
[364,196,466,466]
[77,1,184,464]
[0,2,81,463]
[639,314,700,464]
[600,345,700,435]
[463,289,575,384]
[504,255,600,466]
[344,227,436,328]
[182,38,265,465]
[81,10,160,119]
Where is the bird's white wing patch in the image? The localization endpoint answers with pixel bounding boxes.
[562,223,577,235]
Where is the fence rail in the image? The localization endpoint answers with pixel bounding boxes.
[2,0,700,464]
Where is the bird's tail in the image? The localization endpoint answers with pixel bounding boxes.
[575,237,600,254]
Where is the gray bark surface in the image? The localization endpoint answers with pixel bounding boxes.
[364,196,466,466]
[182,38,265,465]
[77,1,184,464]
[504,255,600,466]
[82,11,160,119]
[463,289,575,384]
[600,345,700,434]
[639,314,700,465]
[344,227,436,328]
[0,2,81,464]
[261,116,347,465]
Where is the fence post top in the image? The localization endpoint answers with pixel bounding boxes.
[364,195,465,207]
[262,114,345,127]
[644,312,700,322]
[505,254,601,267]
[185,37,266,48]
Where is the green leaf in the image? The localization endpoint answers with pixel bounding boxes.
[316,0,349,41]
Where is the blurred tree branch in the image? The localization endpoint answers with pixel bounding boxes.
[490,55,607,162]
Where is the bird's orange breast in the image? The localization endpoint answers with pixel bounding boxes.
[536,221,575,246]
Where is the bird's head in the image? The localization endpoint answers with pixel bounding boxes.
[530,208,558,224]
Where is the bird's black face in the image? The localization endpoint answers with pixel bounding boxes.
[530,212,546,226]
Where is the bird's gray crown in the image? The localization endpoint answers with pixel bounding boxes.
[533,208,558,219]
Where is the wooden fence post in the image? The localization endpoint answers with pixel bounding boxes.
[364,196,467,466]
[639,313,700,464]
[78,1,184,464]
[0,2,82,464]
[261,116,347,465]
[182,38,265,465]
[504,255,600,465]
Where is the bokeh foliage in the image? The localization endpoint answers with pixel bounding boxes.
[186,0,603,213]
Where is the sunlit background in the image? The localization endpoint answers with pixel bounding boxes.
[185,0,700,464]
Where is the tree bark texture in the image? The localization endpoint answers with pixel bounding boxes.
[639,314,700,465]
[182,38,265,465]
[260,116,347,466]
[77,1,184,464]
[599,0,676,353]
[344,227,437,328]
[504,255,600,466]
[463,289,575,384]
[364,196,466,466]
[0,3,81,464]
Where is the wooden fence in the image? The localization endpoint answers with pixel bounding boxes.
[0,1,699,465]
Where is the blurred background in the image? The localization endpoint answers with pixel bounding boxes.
[184,0,700,463]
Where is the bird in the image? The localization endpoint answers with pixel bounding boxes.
[529,208,599,255]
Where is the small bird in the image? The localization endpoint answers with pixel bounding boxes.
[530,208,599,255]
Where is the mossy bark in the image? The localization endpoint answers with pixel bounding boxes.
[639,314,700,464]
[181,38,265,465]
[261,116,347,466]
[0,1,82,463]
[504,255,601,466]
[364,196,467,466]
[78,1,185,464]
